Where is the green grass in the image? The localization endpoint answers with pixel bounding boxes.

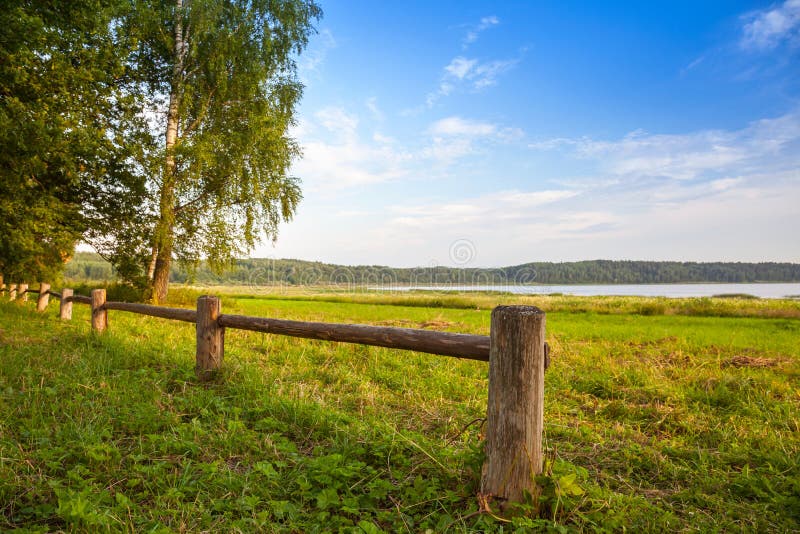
[1,290,799,532]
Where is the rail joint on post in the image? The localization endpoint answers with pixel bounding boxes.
[36,283,50,312]
[60,288,74,320]
[91,289,107,332]
[196,295,224,381]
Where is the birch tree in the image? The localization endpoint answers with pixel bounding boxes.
[96,0,321,302]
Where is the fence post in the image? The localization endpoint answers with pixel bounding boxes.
[91,289,107,332]
[196,295,224,381]
[36,283,50,312]
[0,274,4,296]
[19,283,28,302]
[60,288,73,320]
[8,284,16,301]
[481,305,546,507]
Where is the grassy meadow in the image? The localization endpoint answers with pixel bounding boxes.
[1,288,799,532]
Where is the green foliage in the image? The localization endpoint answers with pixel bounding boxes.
[0,0,133,281]
[85,0,321,300]
[1,292,799,531]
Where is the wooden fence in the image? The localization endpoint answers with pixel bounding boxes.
[2,281,549,507]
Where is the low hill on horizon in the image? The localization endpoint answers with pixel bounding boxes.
[64,253,800,286]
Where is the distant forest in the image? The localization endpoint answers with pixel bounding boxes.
[64,253,800,286]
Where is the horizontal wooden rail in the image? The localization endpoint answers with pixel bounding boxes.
[218,314,491,361]
[48,291,62,299]
[66,295,92,305]
[103,301,197,323]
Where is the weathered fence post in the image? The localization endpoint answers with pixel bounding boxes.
[196,296,224,380]
[0,274,4,296]
[481,305,546,507]
[8,284,16,301]
[36,283,50,312]
[91,289,107,332]
[19,283,28,302]
[60,288,73,320]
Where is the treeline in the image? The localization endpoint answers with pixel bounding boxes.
[65,253,800,286]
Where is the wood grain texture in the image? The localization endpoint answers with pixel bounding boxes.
[104,301,197,323]
[36,283,50,311]
[91,289,107,332]
[59,289,73,320]
[481,305,546,505]
[217,314,490,360]
[196,296,224,381]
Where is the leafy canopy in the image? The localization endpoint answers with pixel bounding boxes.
[90,0,321,295]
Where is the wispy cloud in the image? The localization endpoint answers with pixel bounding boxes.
[293,109,523,191]
[366,165,800,265]
[680,54,706,76]
[298,29,337,82]
[365,97,384,122]
[424,116,523,163]
[531,112,800,181]
[425,56,519,107]
[385,189,583,232]
[291,107,412,191]
[315,107,359,140]
[428,116,497,136]
[280,109,800,265]
[463,15,500,48]
[404,15,520,110]
[740,0,800,50]
[444,57,478,79]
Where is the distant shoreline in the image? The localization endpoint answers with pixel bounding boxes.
[371,282,800,299]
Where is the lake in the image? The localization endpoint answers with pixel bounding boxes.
[375,283,800,299]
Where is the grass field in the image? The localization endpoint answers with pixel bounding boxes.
[1,289,799,532]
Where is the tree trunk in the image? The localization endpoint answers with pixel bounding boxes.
[150,0,186,304]
[147,244,158,281]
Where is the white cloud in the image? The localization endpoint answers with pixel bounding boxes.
[680,55,705,76]
[531,111,800,181]
[336,210,370,217]
[527,137,581,151]
[428,116,497,136]
[422,136,477,163]
[741,0,800,50]
[293,108,523,191]
[298,29,337,81]
[492,189,580,207]
[444,57,478,79]
[276,109,800,265]
[356,165,800,266]
[425,56,519,107]
[292,92,540,199]
[423,116,524,164]
[470,59,518,88]
[385,188,581,231]
[365,97,384,122]
[315,107,359,139]
[463,15,500,48]
[292,107,412,191]
[372,132,395,144]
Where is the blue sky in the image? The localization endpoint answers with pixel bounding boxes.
[259,0,800,267]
